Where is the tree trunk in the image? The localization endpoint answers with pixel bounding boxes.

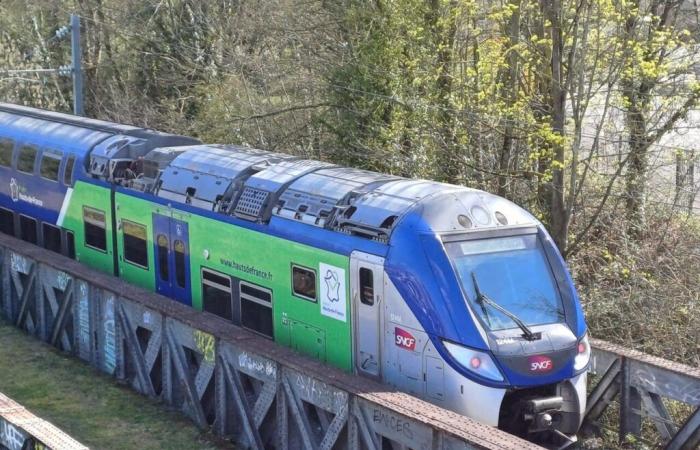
[545,0,569,252]
[497,0,522,198]
[430,0,458,184]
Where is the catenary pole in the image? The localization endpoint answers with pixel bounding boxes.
[70,14,84,116]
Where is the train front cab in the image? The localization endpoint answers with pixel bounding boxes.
[378,190,590,445]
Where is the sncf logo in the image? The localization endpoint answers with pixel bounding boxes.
[528,355,554,373]
[394,327,416,351]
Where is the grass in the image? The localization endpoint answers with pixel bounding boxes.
[0,320,233,450]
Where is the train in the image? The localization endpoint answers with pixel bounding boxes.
[0,103,589,446]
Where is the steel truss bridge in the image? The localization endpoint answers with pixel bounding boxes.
[0,233,698,450]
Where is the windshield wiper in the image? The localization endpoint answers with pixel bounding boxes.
[470,272,540,341]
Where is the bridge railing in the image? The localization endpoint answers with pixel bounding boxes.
[0,391,87,450]
[1,233,698,449]
[0,233,539,450]
[583,339,700,449]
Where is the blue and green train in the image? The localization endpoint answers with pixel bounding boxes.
[0,103,590,443]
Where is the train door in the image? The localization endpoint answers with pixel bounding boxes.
[153,213,192,306]
[351,251,384,378]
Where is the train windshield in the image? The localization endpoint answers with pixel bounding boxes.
[445,234,565,331]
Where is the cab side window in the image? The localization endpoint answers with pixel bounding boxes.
[360,268,374,305]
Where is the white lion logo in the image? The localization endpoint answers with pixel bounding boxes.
[9,178,19,202]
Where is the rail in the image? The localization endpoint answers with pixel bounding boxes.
[0,232,698,449]
[0,391,87,450]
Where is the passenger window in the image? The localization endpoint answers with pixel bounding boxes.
[123,220,148,268]
[42,223,62,253]
[64,155,75,186]
[19,215,37,244]
[202,269,233,321]
[0,139,13,167]
[83,206,107,252]
[0,208,14,236]
[40,151,62,181]
[66,231,76,259]
[292,265,316,301]
[174,239,186,288]
[239,281,273,338]
[360,268,374,306]
[17,145,37,174]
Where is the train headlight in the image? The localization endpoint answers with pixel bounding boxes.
[443,341,504,382]
[574,333,591,371]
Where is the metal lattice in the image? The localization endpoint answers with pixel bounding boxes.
[234,187,269,218]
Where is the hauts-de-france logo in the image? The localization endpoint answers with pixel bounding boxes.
[10,178,19,202]
[323,268,341,302]
[319,263,347,322]
[8,177,43,207]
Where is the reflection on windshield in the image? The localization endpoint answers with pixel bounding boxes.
[446,234,565,331]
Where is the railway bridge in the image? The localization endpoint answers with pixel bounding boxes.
[0,232,698,450]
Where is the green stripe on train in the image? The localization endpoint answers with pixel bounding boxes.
[61,181,353,371]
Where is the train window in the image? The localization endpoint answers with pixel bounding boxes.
[0,208,14,236]
[40,151,62,182]
[359,268,374,306]
[239,281,273,338]
[66,231,76,259]
[292,265,316,302]
[202,268,233,321]
[123,220,148,269]
[83,206,107,252]
[64,155,76,186]
[19,215,37,244]
[17,146,37,174]
[174,240,186,288]
[0,139,13,167]
[42,223,62,253]
[156,234,169,281]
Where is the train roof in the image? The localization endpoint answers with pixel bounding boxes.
[0,103,198,160]
[144,143,537,242]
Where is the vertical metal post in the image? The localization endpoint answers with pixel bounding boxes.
[619,357,642,443]
[70,14,84,116]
